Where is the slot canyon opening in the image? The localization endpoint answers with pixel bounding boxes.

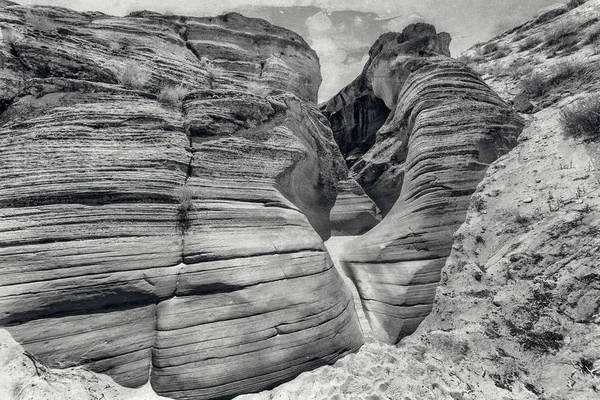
[321,90,399,219]
[320,85,393,338]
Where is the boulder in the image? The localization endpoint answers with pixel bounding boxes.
[0,5,362,399]
[323,23,524,343]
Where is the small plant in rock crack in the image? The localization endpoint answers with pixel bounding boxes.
[174,185,194,231]
[158,85,188,108]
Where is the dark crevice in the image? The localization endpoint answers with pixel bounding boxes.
[0,193,184,209]
[0,96,16,121]
[3,294,158,326]
[184,248,327,265]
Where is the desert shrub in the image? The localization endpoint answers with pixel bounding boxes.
[520,72,548,97]
[25,10,57,33]
[204,63,224,89]
[174,185,194,231]
[519,36,542,51]
[487,62,508,77]
[544,20,578,49]
[547,60,593,88]
[514,213,531,225]
[519,61,593,98]
[508,63,534,79]
[560,96,600,140]
[512,32,526,42]
[471,195,486,212]
[1,27,17,44]
[584,23,600,44]
[115,63,151,89]
[567,0,587,9]
[107,38,129,54]
[246,81,271,97]
[455,53,472,64]
[158,85,188,107]
[481,42,499,55]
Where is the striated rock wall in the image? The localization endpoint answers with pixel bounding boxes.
[329,178,380,236]
[323,23,524,343]
[0,5,362,399]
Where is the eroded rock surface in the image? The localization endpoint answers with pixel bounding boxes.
[0,5,362,399]
[324,23,524,343]
[329,179,380,235]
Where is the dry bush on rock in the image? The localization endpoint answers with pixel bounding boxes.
[246,81,271,97]
[560,96,600,141]
[158,85,188,107]
[25,10,57,33]
[174,185,194,231]
[115,63,151,89]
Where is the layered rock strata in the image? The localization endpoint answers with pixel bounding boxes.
[324,23,524,343]
[329,179,380,235]
[0,5,362,399]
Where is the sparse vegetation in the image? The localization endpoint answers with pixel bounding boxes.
[107,38,129,54]
[25,10,57,33]
[560,96,600,141]
[1,27,17,44]
[174,185,194,231]
[1,27,20,57]
[114,63,151,89]
[584,23,600,45]
[519,61,594,99]
[481,42,499,55]
[514,213,531,226]
[471,195,486,212]
[549,60,592,85]
[246,81,271,97]
[158,85,188,107]
[520,72,548,98]
[204,62,224,89]
[544,20,579,52]
[519,36,542,51]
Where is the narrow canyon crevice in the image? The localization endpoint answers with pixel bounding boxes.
[321,22,523,344]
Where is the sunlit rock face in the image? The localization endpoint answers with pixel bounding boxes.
[0,4,363,399]
[323,23,523,344]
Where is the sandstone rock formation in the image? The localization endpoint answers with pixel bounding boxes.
[0,5,362,399]
[0,329,168,400]
[329,178,380,235]
[237,2,600,398]
[323,23,524,343]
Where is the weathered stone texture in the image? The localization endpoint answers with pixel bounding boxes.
[324,23,524,343]
[0,5,362,399]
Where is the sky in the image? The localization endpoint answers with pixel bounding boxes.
[15,0,568,100]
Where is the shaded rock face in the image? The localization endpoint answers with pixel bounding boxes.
[329,179,380,236]
[323,23,524,344]
[0,5,363,399]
